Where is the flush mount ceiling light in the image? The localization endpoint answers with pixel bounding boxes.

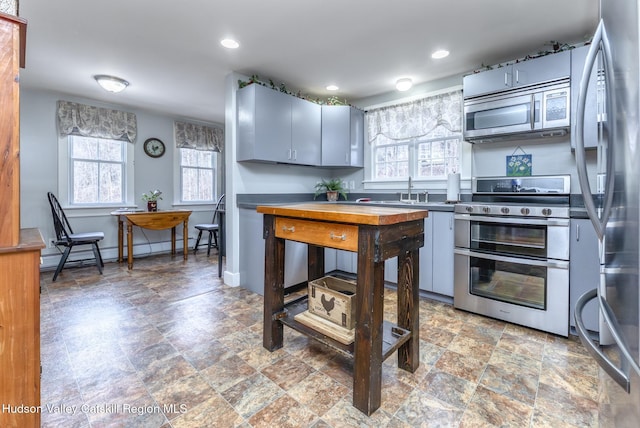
[431,49,450,59]
[94,75,129,93]
[395,78,413,92]
[220,38,240,49]
[326,84,339,91]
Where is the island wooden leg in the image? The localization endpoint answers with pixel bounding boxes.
[182,220,188,260]
[397,249,420,372]
[127,221,134,270]
[263,214,285,351]
[307,244,324,282]
[353,226,384,415]
[117,217,124,262]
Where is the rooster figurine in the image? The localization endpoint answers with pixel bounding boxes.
[321,293,336,315]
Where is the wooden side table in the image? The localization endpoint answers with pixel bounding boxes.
[111,210,192,269]
[257,203,428,415]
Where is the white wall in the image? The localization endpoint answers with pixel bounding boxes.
[20,88,223,269]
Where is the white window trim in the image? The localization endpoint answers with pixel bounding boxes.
[362,85,473,192]
[57,136,135,213]
[173,148,218,206]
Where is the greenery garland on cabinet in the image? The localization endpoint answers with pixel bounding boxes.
[237,74,350,106]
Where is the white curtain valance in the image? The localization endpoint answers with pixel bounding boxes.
[174,121,224,152]
[366,89,462,144]
[56,100,137,143]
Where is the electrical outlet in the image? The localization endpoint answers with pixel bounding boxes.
[49,238,56,249]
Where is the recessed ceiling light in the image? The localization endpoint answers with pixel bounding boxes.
[395,78,413,92]
[220,38,240,49]
[326,85,339,91]
[431,49,450,59]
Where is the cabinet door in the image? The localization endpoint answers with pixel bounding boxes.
[321,105,351,166]
[512,50,570,88]
[419,215,434,291]
[350,108,364,167]
[237,84,292,163]
[569,219,600,332]
[570,45,600,149]
[431,212,455,297]
[291,97,321,165]
[463,66,513,98]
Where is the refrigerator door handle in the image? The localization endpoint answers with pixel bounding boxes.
[575,288,630,391]
[575,19,616,240]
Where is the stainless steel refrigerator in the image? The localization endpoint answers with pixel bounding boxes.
[574,0,640,425]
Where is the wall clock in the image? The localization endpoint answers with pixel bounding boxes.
[143,138,166,158]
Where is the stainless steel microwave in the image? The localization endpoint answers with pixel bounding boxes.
[463,80,570,143]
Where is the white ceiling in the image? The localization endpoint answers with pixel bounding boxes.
[17,0,599,124]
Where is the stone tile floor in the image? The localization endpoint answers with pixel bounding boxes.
[40,253,600,427]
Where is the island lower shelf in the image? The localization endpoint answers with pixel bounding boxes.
[277,294,412,359]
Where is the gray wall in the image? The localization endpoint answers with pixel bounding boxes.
[20,88,223,269]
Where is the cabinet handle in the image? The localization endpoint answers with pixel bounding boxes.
[449,216,453,230]
[515,69,520,84]
[345,152,349,164]
[576,223,580,241]
[330,232,347,241]
[282,226,295,233]
[287,149,292,160]
[504,72,509,87]
[292,149,297,160]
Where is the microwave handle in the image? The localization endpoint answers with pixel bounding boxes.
[575,19,615,240]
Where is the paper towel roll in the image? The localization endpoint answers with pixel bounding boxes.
[447,173,460,202]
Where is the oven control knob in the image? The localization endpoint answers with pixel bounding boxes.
[520,207,530,215]
[466,206,474,213]
[542,208,552,216]
[482,206,491,214]
[501,207,510,214]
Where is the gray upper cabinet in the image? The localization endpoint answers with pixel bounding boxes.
[321,105,364,167]
[570,45,602,150]
[463,50,571,98]
[292,96,321,165]
[237,84,321,165]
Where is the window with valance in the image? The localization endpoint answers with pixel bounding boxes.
[174,121,224,152]
[56,100,137,143]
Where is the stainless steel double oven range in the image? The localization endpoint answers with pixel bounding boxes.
[454,175,571,336]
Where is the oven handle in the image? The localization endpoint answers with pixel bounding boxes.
[454,248,569,269]
[454,214,569,227]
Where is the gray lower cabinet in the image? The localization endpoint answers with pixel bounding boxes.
[356,211,455,297]
[321,105,364,167]
[240,208,336,295]
[237,84,321,165]
[569,218,600,332]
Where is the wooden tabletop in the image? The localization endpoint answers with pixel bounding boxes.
[256,203,428,226]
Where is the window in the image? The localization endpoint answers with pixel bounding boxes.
[68,135,126,204]
[180,148,216,202]
[368,89,463,182]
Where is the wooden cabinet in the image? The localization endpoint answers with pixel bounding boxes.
[237,84,321,165]
[569,219,600,333]
[463,50,571,98]
[0,14,42,428]
[321,105,364,167]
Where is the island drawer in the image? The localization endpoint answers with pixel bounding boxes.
[275,217,358,251]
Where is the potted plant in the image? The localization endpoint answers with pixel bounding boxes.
[141,189,163,212]
[314,178,348,202]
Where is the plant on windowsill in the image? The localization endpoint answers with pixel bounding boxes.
[314,178,348,202]
[141,189,163,212]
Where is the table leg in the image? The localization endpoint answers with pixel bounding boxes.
[183,220,189,260]
[263,214,285,351]
[171,226,176,255]
[218,212,224,278]
[353,226,384,415]
[117,217,123,262]
[397,249,420,372]
[127,221,134,270]
[307,244,324,282]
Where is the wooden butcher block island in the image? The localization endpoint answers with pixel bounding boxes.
[256,203,428,415]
